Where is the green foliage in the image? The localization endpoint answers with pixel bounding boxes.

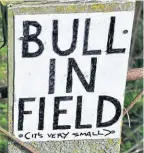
[0,102,7,129]
[120,4,143,153]
[0,45,7,86]
[0,136,7,153]
[121,89,143,152]
[0,46,7,153]
[0,101,7,153]
[123,141,133,151]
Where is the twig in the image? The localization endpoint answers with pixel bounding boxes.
[123,107,131,128]
[131,148,143,153]
[0,126,38,153]
[127,68,143,81]
[123,89,144,116]
[123,119,141,124]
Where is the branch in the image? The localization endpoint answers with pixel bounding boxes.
[127,68,143,81]
[0,126,38,153]
[123,89,144,116]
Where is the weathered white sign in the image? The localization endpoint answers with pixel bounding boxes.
[14,12,134,142]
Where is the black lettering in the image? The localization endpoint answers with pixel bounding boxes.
[66,58,97,93]
[33,134,37,138]
[72,133,79,137]
[21,21,44,57]
[75,96,92,129]
[47,133,56,138]
[106,17,125,54]
[57,133,63,138]
[38,132,43,138]
[98,130,103,135]
[62,132,69,139]
[92,132,98,136]
[18,98,35,131]
[52,19,79,56]
[48,59,56,94]
[53,96,72,130]
[97,95,121,127]
[52,134,56,138]
[38,97,45,130]
[80,132,90,137]
[25,132,31,140]
[83,18,101,55]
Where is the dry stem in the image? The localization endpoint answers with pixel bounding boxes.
[123,89,144,116]
[0,126,38,153]
[127,68,143,81]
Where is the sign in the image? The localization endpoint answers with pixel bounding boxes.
[14,12,134,142]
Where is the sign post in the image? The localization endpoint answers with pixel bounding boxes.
[8,1,135,152]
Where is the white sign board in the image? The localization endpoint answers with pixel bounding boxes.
[14,12,134,142]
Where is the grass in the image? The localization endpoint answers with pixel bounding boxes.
[0,100,7,153]
[0,45,7,153]
[121,89,143,152]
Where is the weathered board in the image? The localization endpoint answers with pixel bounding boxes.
[8,1,135,153]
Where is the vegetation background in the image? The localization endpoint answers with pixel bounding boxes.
[0,1,143,153]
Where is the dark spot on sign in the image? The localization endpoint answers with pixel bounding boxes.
[111,130,115,134]
[18,134,23,138]
[123,30,128,34]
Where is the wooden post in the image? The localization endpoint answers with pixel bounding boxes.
[8,1,135,153]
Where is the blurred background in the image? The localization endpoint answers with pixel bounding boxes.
[121,1,143,153]
[0,1,143,153]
